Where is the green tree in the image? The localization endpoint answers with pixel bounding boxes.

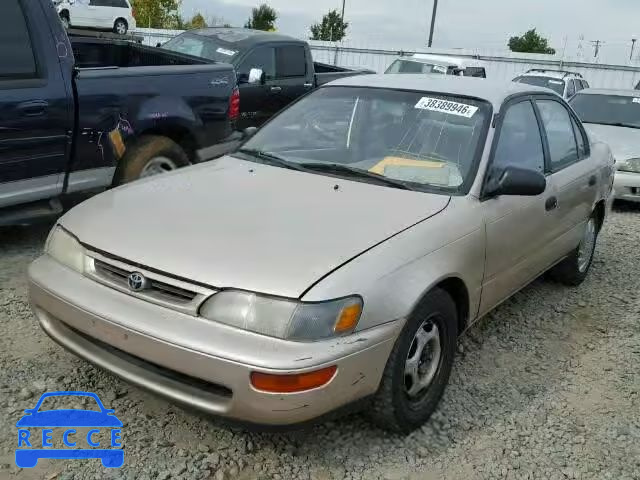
[184,12,207,29]
[131,0,181,28]
[244,4,277,31]
[508,29,556,54]
[310,9,348,41]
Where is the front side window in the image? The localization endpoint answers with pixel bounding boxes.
[239,87,492,193]
[0,1,37,78]
[569,93,640,129]
[536,99,579,170]
[514,75,565,96]
[276,46,306,77]
[493,100,545,173]
[237,46,275,80]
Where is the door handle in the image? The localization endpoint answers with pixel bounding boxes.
[545,196,558,211]
[270,86,282,93]
[588,175,597,187]
[17,100,48,117]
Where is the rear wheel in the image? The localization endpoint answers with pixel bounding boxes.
[113,18,128,35]
[114,135,190,185]
[549,214,598,286]
[369,288,457,433]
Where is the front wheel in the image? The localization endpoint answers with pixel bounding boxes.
[113,19,128,35]
[369,288,458,433]
[549,214,598,286]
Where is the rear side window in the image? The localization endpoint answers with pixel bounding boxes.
[237,46,275,80]
[571,117,587,158]
[276,46,306,78]
[566,80,576,97]
[493,100,545,173]
[109,0,130,7]
[536,99,579,170]
[0,1,37,78]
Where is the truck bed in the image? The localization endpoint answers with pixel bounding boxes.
[71,37,211,69]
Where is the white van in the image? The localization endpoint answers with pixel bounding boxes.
[56,0,136,35]
[385,54,487,78]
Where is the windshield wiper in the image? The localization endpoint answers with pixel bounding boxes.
[299,162,417,191]
[237,148,309,172]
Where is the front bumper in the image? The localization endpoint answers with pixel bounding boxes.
[614,171,640,203]
[28,255,401,425]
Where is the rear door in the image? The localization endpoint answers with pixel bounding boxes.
[274,44,312,108]
[88,0,111,28]
[534,96,598,260]
[0,0,73,209]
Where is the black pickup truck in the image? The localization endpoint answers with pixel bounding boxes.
[161,28,373,129]
[1,0,238,225]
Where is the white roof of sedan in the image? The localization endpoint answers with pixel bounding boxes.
[405,53,485,68]
[327,74,552,108]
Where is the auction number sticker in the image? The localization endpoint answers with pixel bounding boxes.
[415,97,478,118]
[216,47,237,56]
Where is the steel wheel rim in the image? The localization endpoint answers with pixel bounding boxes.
[404,319,442,399]
[116,22,126,34]
[577,218,596,273]
[139,156,177,178]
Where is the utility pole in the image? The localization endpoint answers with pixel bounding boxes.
[591,40,603,58]
[341,0,346,24]
[427,0,439,47]
[631,38,637,61]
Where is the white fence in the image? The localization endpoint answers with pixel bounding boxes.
[134,28,640,90]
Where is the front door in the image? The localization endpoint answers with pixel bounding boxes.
[236,45,277,129]
[479,98,556,315]
[0,0,72,209]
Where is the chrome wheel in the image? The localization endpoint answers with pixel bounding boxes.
[139,156,177,178]
[115,21,127,34]
[577,217,596,273]
[404,320,441,398]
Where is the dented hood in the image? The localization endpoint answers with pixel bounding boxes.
[60,156,450,298]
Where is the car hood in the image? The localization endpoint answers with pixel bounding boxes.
[60,156,450,298]
[16,410,123,427]
[583,123,640,161]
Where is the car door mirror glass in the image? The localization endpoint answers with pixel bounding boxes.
[248,68,264,85]
[486,166,546,197]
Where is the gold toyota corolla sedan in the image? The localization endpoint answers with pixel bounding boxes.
[28,75,615,432]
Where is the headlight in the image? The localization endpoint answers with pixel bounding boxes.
[617,158,640,173]
[199,290,362,341]
[45,226,85,273]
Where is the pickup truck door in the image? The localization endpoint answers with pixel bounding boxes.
[273,44,313,110]
[236,45,278,129]
[0,0,73,209]
[479,98,557,316]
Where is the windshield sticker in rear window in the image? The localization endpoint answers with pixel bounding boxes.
[414,97,478,118]
[216,47,237,56]
[633,98,640,104]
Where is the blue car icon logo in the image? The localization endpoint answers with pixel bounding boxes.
[15,391,123,468]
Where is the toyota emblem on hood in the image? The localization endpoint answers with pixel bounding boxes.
[127,272,148,292]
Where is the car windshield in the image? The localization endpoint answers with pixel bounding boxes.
[238,86,491,193]
[37,395,102,412]
[514,75,565,95]
[161,34,239,63]
[385,59,449,75]
[569,93,640,129]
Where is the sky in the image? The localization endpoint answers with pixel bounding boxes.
[180,0,640,63]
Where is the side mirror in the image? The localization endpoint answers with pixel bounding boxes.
[242,127,258,139]
[248,68,264,85]
[486,166,546,197]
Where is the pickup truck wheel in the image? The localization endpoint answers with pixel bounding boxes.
[114,19,128,35]
[115,135,190,185]
[369,288,457,433]
[549,214,598,286]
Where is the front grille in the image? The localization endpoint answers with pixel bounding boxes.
[94,260,198,304]
[70,326,233,399]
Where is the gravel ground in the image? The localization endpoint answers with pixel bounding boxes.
[1,205,639,480]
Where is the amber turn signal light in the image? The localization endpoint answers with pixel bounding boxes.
[250,366,337,393]
[334,302,362,334]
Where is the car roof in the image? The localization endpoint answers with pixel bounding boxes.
[188,27,301,48]
[517,70,580,79]
[404,54,485,68]
[576,88,640,97]
[326,74,551,108]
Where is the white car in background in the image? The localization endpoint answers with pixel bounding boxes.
[570,88,640,203]
[56,0,136,35]
[513,69,589,99]
[385,54,487,78]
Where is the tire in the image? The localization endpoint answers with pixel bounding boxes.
[549,213,598,286]
[114,135,190,185]
[113,18,128,35]
[369,288,458,433]
[60,12,70,29]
